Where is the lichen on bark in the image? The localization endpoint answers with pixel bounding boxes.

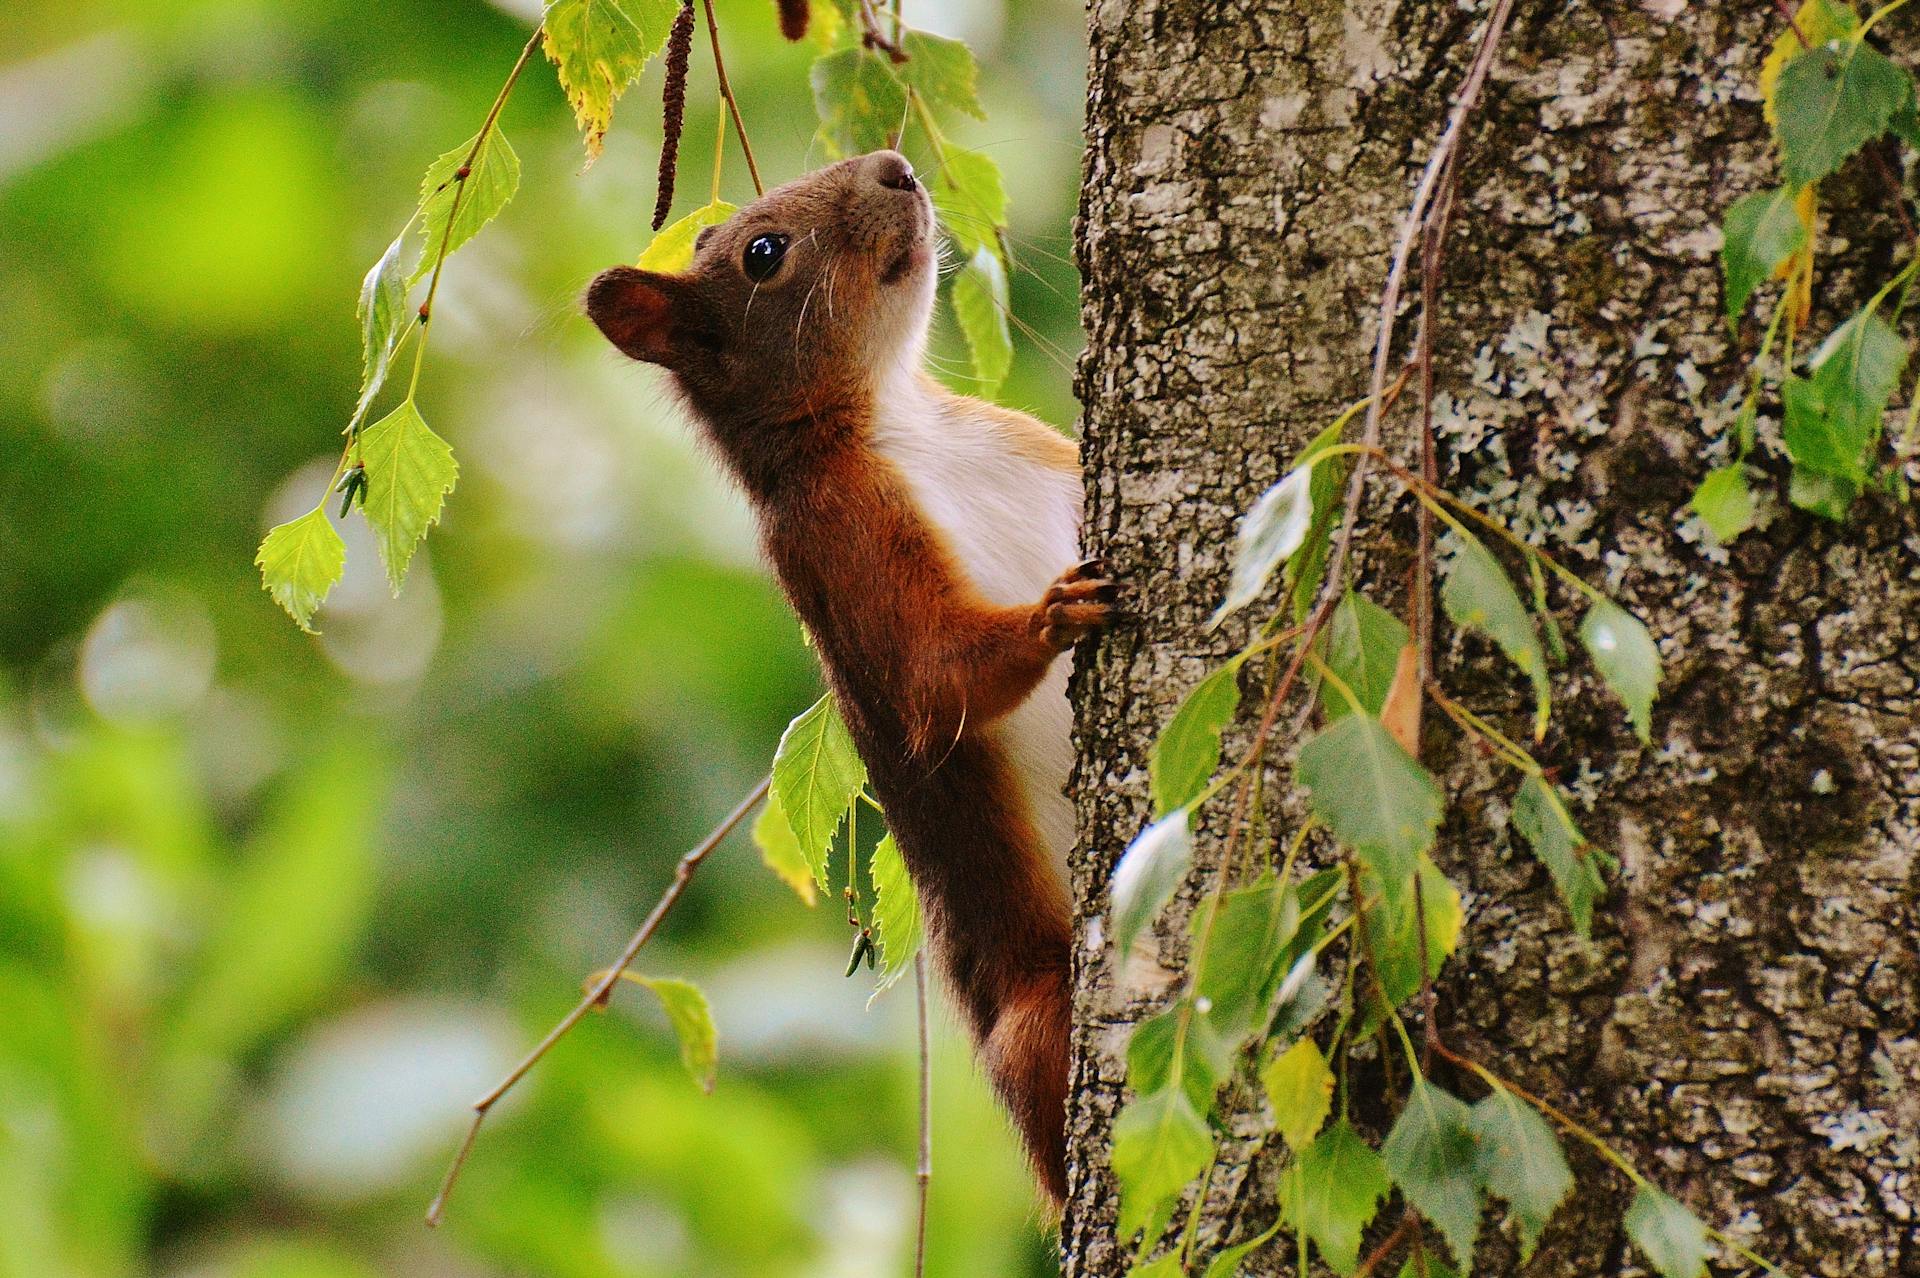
[1066,3,1919,1275]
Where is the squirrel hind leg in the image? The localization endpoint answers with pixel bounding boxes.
[981,969,1071,1210]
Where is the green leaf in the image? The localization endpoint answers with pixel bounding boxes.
[1469,1086,1571,1260]
[1113,1083,1215,1238]
[932,147,1009,257]
[256,508,346,633]
[1691,464,1758,543]
[1578,600,1660,743]
[1441,532,1549,737]
[1363,853,1462,1020]
[410,129,521,287]
[1624,1185,1712,1278]
[1128,1002,1220,1113]
[810,48,908,157]
[1279,1120,1390,1275]
[1287,421,1352,623]
[1151,662,1242,816]
[1297,714,1443,895]
[1323,593,1410,720]
[541,0,678,166]
[1775,38,1912,190]
[1786,308,1907,481]
[1191,876,1295,1042]
[352,232,413,429]
[1126,1256,1185,1278]
[1262,1037,1333,1152]
[1511,776,1605,938]
[1720,188,1808,323]
[1383,1081,1483,1272]
[1788,464,1861,520]
[952,244,1013,396]
[899,29,986,119]
[868,832,921,994]
[1214,462,1317,625]
[637,200,737,273]
[356,399,459,593]
[618,973,718,1092]
[751,789,817,905]
[1111,809,1193,956]
[771,695,868,888]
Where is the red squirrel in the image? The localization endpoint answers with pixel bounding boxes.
[586,150,1108,1206]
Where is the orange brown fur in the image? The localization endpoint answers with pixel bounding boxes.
[586,151,1102,1207]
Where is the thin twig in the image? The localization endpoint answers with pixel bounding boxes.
[857,0,909,61]
[912,952,933,1278]
[425,773,771,1226]
[1316,0,1517,626]
[1352,1210,1419,1277]
[700,0,763,196]
[1412,151,1460,697]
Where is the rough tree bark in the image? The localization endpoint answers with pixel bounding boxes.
[1065,3,1919,1276]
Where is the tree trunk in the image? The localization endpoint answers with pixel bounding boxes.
[1065,3,1920,1275]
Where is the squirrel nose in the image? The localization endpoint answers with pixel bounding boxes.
[867,150,918,192]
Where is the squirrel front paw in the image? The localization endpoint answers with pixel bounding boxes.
[1034,557,1119,651]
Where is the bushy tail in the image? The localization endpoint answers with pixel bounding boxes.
[981,967,1071,1206]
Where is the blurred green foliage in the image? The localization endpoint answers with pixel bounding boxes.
[0,0,1087,1273]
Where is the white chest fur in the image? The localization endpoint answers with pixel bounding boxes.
[870,374,1082,885]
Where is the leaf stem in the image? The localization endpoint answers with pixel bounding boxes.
[700,0,763,196]
[1860,0,1916,37]
[406,25,543,404]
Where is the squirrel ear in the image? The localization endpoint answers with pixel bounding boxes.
[587,267,694,366]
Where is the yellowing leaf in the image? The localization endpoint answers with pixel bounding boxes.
[752,789,816,904]
[1262,1038,1334,1153]
[1760,0,1859,127]
[256,507,346,633]
[411,130,522,286]
[542,0,679,166]
[637,199,737,272]
[615,972,718,1092]
[356,399,458,593]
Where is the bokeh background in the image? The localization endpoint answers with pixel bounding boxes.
[0,1,1087,1274]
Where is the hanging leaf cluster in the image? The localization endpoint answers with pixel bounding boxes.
[1102,406,1744,1277]
[1696,0,1920,539]
[757,694,922,996]
[261,0,1027,631]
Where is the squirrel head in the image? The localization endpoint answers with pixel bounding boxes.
[587,150,936,423]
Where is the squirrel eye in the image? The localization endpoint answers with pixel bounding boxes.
[742,233,789,282]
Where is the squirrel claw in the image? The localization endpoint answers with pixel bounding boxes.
[1037,559,1122,650]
